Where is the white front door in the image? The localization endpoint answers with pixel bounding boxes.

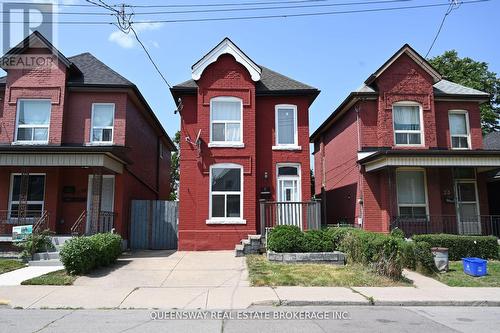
[86,175,115,233]
[455,180,481,235]
[277,164,302,229]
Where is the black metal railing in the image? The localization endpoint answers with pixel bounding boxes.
[391,215,500,238]
[71,210,116,236]
[0,210,49,235]
[259,200,321,235]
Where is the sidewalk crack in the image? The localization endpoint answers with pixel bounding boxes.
[349,287,374,305]
[118,287,139,308]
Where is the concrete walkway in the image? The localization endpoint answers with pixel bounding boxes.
[0,266,63,286]
[1,252,500,309]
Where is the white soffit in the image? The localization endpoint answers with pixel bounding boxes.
[191,38,261,81]
[364,156,500,172]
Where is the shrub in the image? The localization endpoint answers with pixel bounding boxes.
[339,228,404,280]
[390,228,405,239]
[60,237,95,274]
[15,229,54,260]
[324,227,357,250]
[302,230,332,252]
[90,233,122,267]
[267,225,305,253]
[60,233,122,275]
[412,234,498,260]
[414,241,437,276]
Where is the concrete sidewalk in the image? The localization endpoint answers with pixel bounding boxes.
[0,266,63,286]
[1,252,500,309]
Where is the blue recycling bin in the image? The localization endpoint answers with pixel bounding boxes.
[462,257,487,277]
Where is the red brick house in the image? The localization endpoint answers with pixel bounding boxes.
[171,38,319,250]
[311,44,500,236]
[0,32,175,243]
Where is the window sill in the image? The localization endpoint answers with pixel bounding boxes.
[272,145,302,151]
[11,141,48,145]
[86,142,114,146]
[208,143,245,148]
[206,218,247,225]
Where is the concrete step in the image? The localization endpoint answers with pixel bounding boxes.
[28,258,63,266]
[32,251,60,261]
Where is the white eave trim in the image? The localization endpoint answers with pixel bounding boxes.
[363,155,500,172]
[0,153,124,173]
[192,38,261,81]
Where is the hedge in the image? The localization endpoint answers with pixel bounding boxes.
[60,233,122,275]
[412,234,499,261]
[267,226,358,253]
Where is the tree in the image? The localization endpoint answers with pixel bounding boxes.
[428,50,500,133]
[169,130,180,200]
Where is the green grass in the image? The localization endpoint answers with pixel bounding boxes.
[0,259,26,274]
[21,270,77,286]
[246,255,411,287]
[435,261,500,287]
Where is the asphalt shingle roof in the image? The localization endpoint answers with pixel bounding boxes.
[433,79,489,97]
[0,52,134,87]
[172,65,317,93]
[67,53,133,86]
[484,132,500,150]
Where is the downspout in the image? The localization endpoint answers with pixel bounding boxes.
[356,99,365,228]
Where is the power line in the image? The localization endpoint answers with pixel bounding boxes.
[0,0,416,16]
[425,0,462,58]
[0,0,489,25]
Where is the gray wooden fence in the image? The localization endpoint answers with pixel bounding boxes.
[130,200,178,250]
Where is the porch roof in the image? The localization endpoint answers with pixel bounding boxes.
[358,149,500,172]
[0,145,128,173]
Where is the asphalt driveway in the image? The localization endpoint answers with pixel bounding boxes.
[74,250,249,288]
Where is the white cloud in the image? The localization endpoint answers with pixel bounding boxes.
[108,22,163,49]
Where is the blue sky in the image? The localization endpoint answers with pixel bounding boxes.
[1,0,499,142]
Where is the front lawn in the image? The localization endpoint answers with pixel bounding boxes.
[21,270,77,286]
[0,259,25,274]
[435,261,500,287]
[246,255,410,287]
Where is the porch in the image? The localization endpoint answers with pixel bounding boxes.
[358,149,500,236]
[259,199,322,233]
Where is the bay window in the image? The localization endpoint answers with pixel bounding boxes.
[210,97,242,146]
[396,169,428,218]
[91,103,115,144]
[15,99,51,143]
[208,164,244,223]
[393,103,423,146]
[275,104,298,148]
[449,111,470,149]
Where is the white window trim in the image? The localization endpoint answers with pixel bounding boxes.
[13,99,51,145]
[209,96,243,147]
[395,167,429,217]
[206,163,246,224]
[392,101,425,147]
[8,173,46,219]
[274,104,300,149]
[276,163,302,202]
[449,110,471,150]
[90,103,115,145]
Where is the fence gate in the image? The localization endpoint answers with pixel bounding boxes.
[130,200,178,250]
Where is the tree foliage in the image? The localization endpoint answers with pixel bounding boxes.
[169,130,180,200]
[428,50,500,133]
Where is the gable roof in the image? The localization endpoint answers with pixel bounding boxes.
[484,132,500,150]
[0,32,175,151]
[364,43,441,85]
[310,44,490,142]
[191,37,261,81]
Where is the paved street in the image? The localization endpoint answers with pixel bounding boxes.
[1,306,499,333]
